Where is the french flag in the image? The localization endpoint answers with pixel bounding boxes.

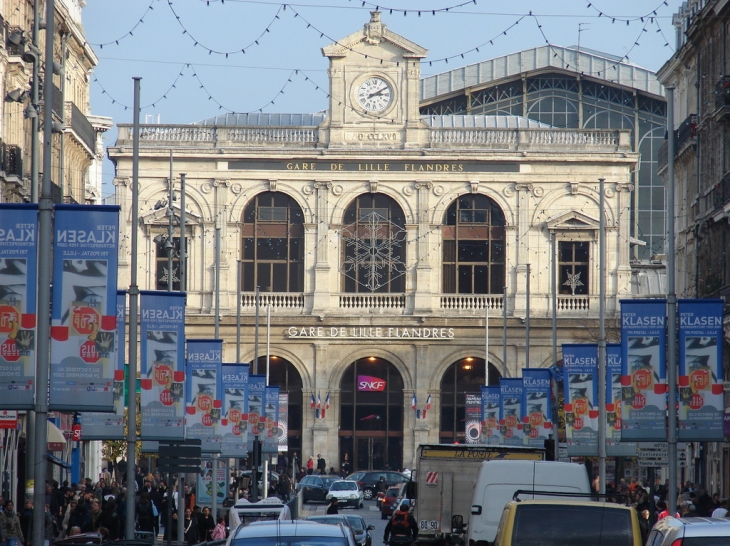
[411,394,417,410]
[323,392,330,418]
[310,393,316,410]
[423,394,432,419]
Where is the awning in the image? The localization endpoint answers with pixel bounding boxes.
[46,453,71,470]
[47,421,67,451]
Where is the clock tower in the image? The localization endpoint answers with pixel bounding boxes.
[320,12,429,149]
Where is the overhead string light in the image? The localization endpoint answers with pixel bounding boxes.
[83,0,158,49]
[584,0,670,23]
[349,0,479,16]
[93,64,189,110]
[167,0,284,57]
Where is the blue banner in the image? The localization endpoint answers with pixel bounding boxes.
[0,204,38,409]
[246,375,266,452]
[480,386,501,445]
[221,364,249,458]
[140,291,186,440]
[620,299,667,440]
[50,205,120,411]
[563,344,598,456]
[263,386,280,453]
[499,378,524,446]
[606,344,636,456]
[80,291,127,439]
[678,299,724,441]
[185,339,223,453]
[197,458,228,507]
[522,369,552,447]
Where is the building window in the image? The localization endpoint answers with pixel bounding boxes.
[241,192,304,293]
[341,194,406,293]
[558,241,589,295]
[442,194,505,294]
[155,236,186,291]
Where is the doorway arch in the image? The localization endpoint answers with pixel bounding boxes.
[339,357,404,472]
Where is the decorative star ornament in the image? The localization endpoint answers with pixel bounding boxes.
[563,271,584,295]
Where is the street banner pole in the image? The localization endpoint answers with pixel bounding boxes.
[598,177,607,494]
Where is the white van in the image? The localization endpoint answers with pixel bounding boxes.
[228,497,293,529]
[467,460,591,546]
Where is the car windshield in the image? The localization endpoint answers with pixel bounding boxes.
[331,482,357,491]
[344,517,364,532]
[322,477,339,487]
[231,538,347,546]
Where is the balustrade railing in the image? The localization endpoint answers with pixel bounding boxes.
[440,294,503,311]
[240,292,304,309]
[338,293,406,309]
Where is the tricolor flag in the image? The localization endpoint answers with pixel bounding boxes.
[423,394,432,419]
[411,394,417,410]
[317,392,322,410]
[310,393,316,410]
[325,392,330,410]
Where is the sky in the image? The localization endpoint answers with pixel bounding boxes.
[81,0,684,198]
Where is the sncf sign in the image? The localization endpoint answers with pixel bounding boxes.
[358,375,386,392]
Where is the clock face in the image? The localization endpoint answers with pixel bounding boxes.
[357,77,393,112]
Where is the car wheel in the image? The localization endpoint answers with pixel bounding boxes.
[363,488,374,500]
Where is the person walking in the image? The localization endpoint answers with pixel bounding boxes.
[384,501,418,545]
[316,455,326,475]
[326,498,339,515]
[306,457,314,475]
[183,508,199,546]
[3,501,24,546]
[135,492,155,534]
[197,507,215,543]
[211,517,227,541]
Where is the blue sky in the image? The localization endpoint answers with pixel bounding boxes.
[82,0,683,197]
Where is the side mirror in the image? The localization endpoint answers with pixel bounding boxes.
[452,514,465,533]
[471,505,482,515]
[367,525,375,531]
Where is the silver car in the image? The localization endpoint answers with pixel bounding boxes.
[228,520,357,546]
[648,516,730,546]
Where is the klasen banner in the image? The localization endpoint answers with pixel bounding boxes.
[499,378,524,446]
[0,204,38,409]
[246,374,266,452]
[620,299,667,440]
[606,344,636,456]
[186,339,223,453]
[678,299,725,441]
[278,392,288,452]
[263,386,280,453]
[480,386,501,445]
[563,344,598,456]
[464,393,482,444]
[50,205,120,411]
[140,291,186,440]
[220,363,249,458]
[522,369,552,447]
[80,291,127,440]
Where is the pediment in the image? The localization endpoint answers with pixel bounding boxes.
[322,12,427,59]
[140,203,201,226]
[546,210,599,231]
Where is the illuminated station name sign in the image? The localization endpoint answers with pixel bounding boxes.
[286,326,455,340]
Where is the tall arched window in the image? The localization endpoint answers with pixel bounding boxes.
[241,192,304,292]
[443,195,505,294]
[341,194,406,293]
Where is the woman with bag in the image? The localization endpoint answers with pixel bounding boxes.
[183,508,199,546]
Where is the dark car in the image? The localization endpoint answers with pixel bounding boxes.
[296,474,340,503]
[379,484,404,519]
[345,471,409,500]
[229,520,356,546]
[305,516,358,544]
[343,514,374,546]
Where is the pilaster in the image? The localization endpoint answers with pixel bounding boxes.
[413,181,434,313]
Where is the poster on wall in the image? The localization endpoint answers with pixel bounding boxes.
[246,374,266,452]
[480,386,501,445]
[521,369,552,447]
[620,299,667,441]
[606,344,636,456]
[263,386,280,453]
[197,458,228,507]
[563,344,598,456]
[499,378,524,446]
[220,363,249,458]
[465,393,483,444]
[186,339,223,453]
[0,204,38,409]
[50,205,120,411]
[80,291,127,440]
[678,299,724,441]
[140,291,186,440]
[278,392,289,452]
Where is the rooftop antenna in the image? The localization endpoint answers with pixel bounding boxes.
[578,23,590,54]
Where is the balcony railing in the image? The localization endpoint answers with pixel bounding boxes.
[0,143,22,178]
[716,76,730,112]
[710,172,730,212]
[67,102,96,153]
[440,294,503,311]
[556,294,596,312]
[676,114,697,151]
[338,293,406,309]
[240,292,304,309]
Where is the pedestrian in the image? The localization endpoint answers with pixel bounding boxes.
[163,511,179,543]
[135,492,155,534]
[20,499,33,546]
[638,509,651,544]
[43,504,56,546]
[98,499,121,541]
[183,508,199,546]
[384,500,418,545]
[307,456,314,475]
[211,516,227,540]
[3,501,24,546]
[712,498,728,518]
[326,498,339,515]
[341,454,351,477]
[317,454,326,475]
[197,507,215,542]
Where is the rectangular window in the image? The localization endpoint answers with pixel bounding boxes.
[155,236,186,291]
[558,241,589,295]
[257,206,287,222]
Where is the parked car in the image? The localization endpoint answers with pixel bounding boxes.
[326,480,365,509]
[379,485,404,519]
[345,471,409,500]
[305,516,358,543]
[343,515,374,546]
[648,515,730,546]
[296,474,341,503]
[228,520,356,546]
[236,469,280,492]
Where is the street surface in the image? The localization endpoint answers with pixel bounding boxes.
[301,498,388,542]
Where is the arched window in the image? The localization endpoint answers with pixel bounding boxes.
[341,194,406,293]
[443,195,505,294]
[241,192,304,292]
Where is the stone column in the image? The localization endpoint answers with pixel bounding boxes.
[311,180,332,313]
[413,181,434,313]
[511,183,535,317]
